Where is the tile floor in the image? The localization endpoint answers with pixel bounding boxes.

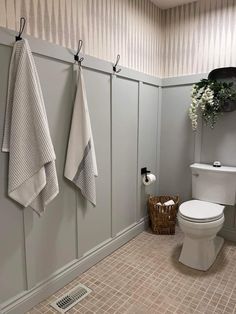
[27,228,236,314]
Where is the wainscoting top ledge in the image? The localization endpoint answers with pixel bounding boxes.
[0,27,161,88]
[162,73,208,87]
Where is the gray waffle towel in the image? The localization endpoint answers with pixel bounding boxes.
[2,39,59,215]
[64,65,98,206]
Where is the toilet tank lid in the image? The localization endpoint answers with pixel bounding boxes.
[191,163,236,174]
[179,200,224,220]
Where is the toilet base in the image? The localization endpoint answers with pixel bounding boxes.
[179,235,224,271]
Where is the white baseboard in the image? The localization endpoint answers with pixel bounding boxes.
[2,218,148,314]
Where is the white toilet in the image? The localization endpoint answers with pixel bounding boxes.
[178,163,236,271]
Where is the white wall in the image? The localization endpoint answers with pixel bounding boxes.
[162,0,236,77]
[2,0,236,78]
[0,0,163,77]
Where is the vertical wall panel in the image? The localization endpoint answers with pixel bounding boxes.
[159,85,195,202]
[23,56,77,288]
[112,76,139,235]
[138,83,159,220]
[77,68,111,257]
[0,44,26,303]
[201,111,236,166]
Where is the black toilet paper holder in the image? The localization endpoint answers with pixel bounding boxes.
[141,167,151,182]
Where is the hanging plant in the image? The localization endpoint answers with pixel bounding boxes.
[189,79,236,130]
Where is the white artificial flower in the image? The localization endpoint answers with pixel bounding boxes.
[189,84,215,130]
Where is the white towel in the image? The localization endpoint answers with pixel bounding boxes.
[64,65,98,206]
[2,39,59,215]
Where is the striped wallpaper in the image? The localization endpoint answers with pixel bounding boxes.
[0,0,163,77]
[0,0,236,77]
[163,0,236,77]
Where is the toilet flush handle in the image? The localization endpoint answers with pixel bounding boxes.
[192,173,199,177]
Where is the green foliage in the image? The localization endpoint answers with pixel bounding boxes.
[189,79,236,130]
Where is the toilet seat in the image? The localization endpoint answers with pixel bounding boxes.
[179,200,224,223]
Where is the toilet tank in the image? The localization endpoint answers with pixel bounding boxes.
[191,163,236,205]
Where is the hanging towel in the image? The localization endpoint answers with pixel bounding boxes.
[64,65,98,206]
[2,39,59,215]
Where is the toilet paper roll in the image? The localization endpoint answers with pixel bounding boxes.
[163,200,175,206]
[142,173,156,186]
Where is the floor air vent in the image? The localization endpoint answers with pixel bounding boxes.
[50,284,92,313]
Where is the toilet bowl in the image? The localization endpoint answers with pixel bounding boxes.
[178,200,224,271]
[178,163,236,271]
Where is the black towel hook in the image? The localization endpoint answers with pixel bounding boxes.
[113,54,121,74]
[74,40,84,64]
[16,17,26,41]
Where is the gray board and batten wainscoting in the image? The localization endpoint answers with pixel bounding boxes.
[0,27,236,314]
[0,27,159,314]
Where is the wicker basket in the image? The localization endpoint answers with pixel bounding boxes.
[148,195,179,235]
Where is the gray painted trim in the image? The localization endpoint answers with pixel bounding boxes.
[2,218,148,314]
[156,86,162,195]
[194,118,203,163]
[219,227,236,242]
[2,260,78,314]
[162,73,207,87]
[110,75,115,238]
[0,26,211,88]
[110,74,113,239]
[22,212,29,291]
[0,27,161,87]
[75,193,79,259]
[117,68,161,86]
[136,81,142,222]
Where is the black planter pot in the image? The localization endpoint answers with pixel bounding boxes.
[208,67,236,112]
